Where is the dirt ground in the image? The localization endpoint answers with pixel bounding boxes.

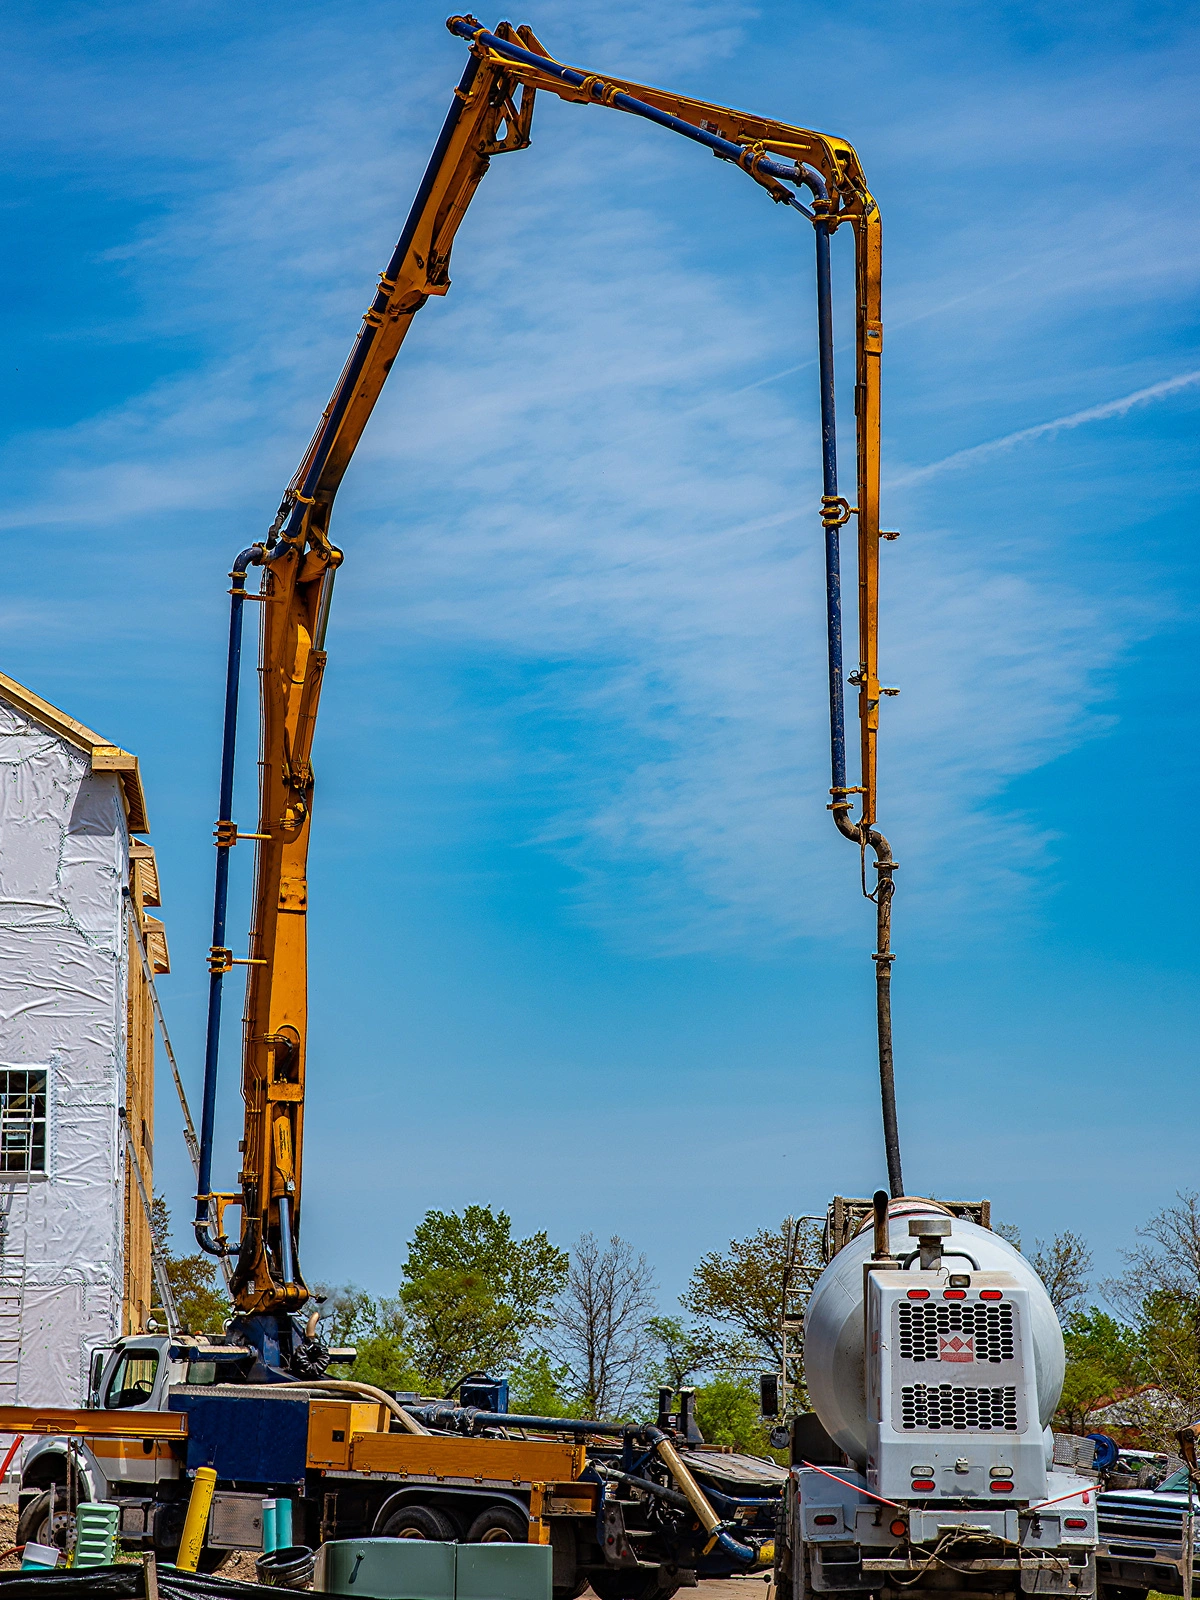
[0,1504,18,1570]
[0,1506,776,1594]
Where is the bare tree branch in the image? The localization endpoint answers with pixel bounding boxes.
[1031,1230,1092,1319]
[554,1233,657,1419]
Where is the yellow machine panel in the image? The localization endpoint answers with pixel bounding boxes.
[0,1406,187,1439]
[348,1431,585,1486]
[306,1399,387,1469]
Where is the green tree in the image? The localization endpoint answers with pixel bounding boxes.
[1105,1193,1200,1446]
[151,1196,231,1335]
[1056,1308,1143,1432]
[507,1350,583,1418]
[681,1219,821,1405]
[693,1374,783,1462]
[645,1316,720,1391]
[400,1205,568,1395]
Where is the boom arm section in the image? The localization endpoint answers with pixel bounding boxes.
[194,16,895,1354]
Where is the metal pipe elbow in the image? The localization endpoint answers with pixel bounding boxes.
[715,1528,756,1564]
[193,1220,236,1258]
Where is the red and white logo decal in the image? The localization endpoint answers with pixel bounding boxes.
[939,1332,974,1363]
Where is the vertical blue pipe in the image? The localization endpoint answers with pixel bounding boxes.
[195,545,261,1253]
[814,220,847,797]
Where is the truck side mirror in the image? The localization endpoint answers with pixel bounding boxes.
[760,1373,780,1417]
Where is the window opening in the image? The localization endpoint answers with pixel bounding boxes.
[0,1069,47,1174]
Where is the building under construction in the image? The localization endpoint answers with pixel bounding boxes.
[0,671,166,1408]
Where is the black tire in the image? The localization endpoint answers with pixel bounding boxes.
[379,1503,457,1541]
[17,1489,69,1552]
[589,1573,680,1600]
[466,1505,528,1544]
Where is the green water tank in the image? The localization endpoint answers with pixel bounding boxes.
[314,1538,456,1599]
[313,1539,555,1600]
[455,1543,553,1600]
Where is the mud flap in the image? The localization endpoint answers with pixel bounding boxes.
[811,1545,866,1591]
[1021,1554,1097,1597]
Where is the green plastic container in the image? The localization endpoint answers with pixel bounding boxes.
[314,1537,456,1599]
[455,1543,552,1600]
[72,1502,120,1569]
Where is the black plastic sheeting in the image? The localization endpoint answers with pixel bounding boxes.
[0,1568,307,1599]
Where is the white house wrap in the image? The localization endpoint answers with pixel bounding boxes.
[0,672,164,1412]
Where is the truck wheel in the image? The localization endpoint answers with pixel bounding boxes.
[380,1504,457,1541]
[17,1490,68,1552]
[466,1506,528,1543]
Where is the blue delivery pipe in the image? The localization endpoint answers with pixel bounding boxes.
[446,19,829,210]
[195,543,262,1256]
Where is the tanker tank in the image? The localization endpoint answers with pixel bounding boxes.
[803,1196,1065,1468]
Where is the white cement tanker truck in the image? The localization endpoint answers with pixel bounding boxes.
[778,1195,1099,1600]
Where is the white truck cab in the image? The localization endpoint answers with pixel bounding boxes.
[17,1334,250,1550]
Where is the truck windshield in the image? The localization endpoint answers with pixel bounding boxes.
[1156,1470,1190,1492]
[105,1349,159,1408]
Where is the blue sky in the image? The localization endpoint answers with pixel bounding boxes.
[2,0,1197,1313]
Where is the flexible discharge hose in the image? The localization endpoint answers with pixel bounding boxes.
[643,1428,754,1563]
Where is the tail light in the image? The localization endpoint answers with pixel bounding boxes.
[890,1519,908,1538]
[1065,1518,1088,1529]
[911,1479,935,1491]
[813,1514,838,1526]
[990,1481,1014,1493]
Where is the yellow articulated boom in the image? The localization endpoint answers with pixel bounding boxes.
[191,14,895,1373]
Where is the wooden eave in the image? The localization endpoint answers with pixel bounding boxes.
[0,669,150,833]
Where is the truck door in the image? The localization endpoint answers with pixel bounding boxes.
[97,1344,173,1487]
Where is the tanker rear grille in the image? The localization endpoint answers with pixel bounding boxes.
[897,1301,1015,1363]
[900,1383,1019,1431]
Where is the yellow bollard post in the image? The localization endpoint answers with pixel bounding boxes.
[175,1467,218,1572]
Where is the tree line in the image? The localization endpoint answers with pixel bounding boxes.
[153,1192,1200,1454]
[151,1200,817,1454]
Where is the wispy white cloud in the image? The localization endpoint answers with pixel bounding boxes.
[1,0,1192,959]
[893,369,1200,487]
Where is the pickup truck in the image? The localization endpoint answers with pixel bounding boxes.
[1096,1467,1199,1599]
[7,1334,784,1598]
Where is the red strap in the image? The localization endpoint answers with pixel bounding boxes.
[1027,1485,1092,1511]
[0,1434,24,1485]
[801,1459,902,1509]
